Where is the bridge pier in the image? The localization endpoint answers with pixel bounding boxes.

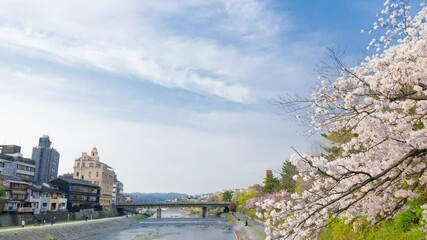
[157,207,161,219]
[202,206,208,218]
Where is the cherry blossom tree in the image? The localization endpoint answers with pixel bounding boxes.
[260,1,427,239]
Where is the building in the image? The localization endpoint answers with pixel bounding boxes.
[59,173,74,179]
[0,145,36,182]
[248,184,263,193]
[112,174,125,204]
[0,174,31,213]
[49,177,100,212]
[27,183,67,214]
[262,169,273,187]
[32,135,60,184]
[72,147,114,209]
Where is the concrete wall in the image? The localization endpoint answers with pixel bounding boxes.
[0,208,120,227]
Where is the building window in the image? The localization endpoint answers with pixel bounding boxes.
[76,172,79,177]
[81,175,84,179]
[77,163,80,167]
[96,172,99,177]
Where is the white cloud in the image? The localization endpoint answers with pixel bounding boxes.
[0,0,325,103]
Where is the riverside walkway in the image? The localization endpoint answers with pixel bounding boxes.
[0,215,135,240]
[228,213,266,240]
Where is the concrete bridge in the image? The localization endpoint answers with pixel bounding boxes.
[115,202,231,218]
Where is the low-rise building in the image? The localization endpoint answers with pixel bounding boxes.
[59,173,74,179]
[0,174,30,213]
[248,184,263,192]
[28,183,67,214]
[49,177,100,212]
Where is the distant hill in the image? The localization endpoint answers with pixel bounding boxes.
[124,192,190,202]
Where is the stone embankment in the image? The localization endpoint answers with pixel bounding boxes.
[0,209,119,228]
[0,215,137,240]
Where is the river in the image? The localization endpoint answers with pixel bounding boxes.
[78,209,235,240]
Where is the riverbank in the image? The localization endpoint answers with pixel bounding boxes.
[0,215,140,240]
[225,213,266,240]
[0,209,120,228]
[0,212,263,240]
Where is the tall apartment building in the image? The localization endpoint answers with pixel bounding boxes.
[32,135,60,184]
[72,147,114,209]
[0,145,36,182]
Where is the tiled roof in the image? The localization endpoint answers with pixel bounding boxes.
[28,184,64,194]
[54,177,100,188]
[0,174,28,184]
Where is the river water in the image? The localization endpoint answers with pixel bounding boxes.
[79,209,235,240]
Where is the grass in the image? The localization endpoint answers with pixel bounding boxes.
[318,217,425,240]
[224,214,234,223]
[133,211,155,221]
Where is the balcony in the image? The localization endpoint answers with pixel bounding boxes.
[16,207,34,213]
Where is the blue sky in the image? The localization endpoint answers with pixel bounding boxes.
[0,0,415,194]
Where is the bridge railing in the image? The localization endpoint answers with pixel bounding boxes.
[115,202,231,208]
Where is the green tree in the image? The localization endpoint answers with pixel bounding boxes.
[0,186,5,211]
[220,190,233,202]
[238,189,258,210]
[321,129,357,161]
[280,161,297,192]
[262,173,280,193]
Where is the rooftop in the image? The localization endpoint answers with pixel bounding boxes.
[0,174,28,184]
[53,177,100,188]
[28,183,64,194]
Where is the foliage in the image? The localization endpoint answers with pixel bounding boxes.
[394,200,424,231]
[133,211,154,221]
[293,176,310,195]
[228,202,237,212]
[318,210,425,240]
[0,186,5,211]
[238,189,258,210]
[260,1,427,239]
[262,173,280,193]
[321,129,357,160]
[245,208,257,219]
[220,190,233,202]
[224,213,233,223]
[279,161,297,192]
